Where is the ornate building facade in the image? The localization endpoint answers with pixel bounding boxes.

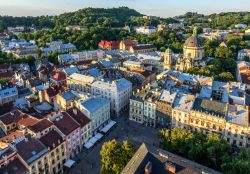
[179,27,205,71]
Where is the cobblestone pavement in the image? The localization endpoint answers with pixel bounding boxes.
[68,112,159,174]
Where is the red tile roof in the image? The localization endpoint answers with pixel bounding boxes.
[0,157,28,174]
[66,108,91,128]
[241,73,250,84]
[39,130,64,150]
[17,116,39,127]
[99,40,120,47]
[53,112,80,136]
[0,130,24,143]
[28,119,53,133]
[52,71,66,81]
[122,40,137,46]
[45,85,68,98]
[0,110,27,125]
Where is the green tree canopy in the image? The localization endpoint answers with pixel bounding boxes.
[100,139,136,174]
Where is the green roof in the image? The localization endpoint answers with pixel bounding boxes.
[192,98,227,118]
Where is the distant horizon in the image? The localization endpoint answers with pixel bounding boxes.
[0,6,249,18]
[1,0,250,17]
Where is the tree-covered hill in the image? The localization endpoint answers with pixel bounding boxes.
[54,7,142,27]
[178,12,250,29]
[0,7,142,31]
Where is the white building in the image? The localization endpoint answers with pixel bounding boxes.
[235,24,248,29]
[91,78,132,116]
[245,29,250,36]
[135,26,157,36]
[76,96,110,134]
[67,73,95,93]
[238,49,250,60]
[58,50,105,64]
[0,83,18,106]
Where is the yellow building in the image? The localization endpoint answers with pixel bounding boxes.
[183,27,204,60]
[172,97,250,148]
[175,27,205,72]
[163,48,173,70]
[40,130,67,174]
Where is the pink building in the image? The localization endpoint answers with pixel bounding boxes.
[51,112,81,159]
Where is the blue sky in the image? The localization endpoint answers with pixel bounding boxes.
[0,0,250,17]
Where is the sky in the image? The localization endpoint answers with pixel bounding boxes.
[0,0,250,17]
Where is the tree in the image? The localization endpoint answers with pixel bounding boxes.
[216,72,234,82]
[100,140,136,174]
[158,127,231,170]
[214,47,233,59]
[222,148,250,174]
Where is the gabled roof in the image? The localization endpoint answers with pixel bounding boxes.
[66,108,91,128]
[17,116,39,127]
[131,44,156,51]
[0,130,24,143]
[28,119,53,133]
[122,143,221,174]
[0,110,27,125]
[39,130,64,150]
[52,71,66,81]
[53,112,80,136]
[192,98,227,118]
[0,157,28,174]
[122,40,137,46]
[16,138,49,165]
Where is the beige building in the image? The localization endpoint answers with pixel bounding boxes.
[172,97,250,148]
[16,138,50,174]
[40,130,67,174]
[163,48,173,70]
[67,73,95,93]
[175,27,206,72]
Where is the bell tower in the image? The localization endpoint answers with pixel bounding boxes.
[163,48,173,70]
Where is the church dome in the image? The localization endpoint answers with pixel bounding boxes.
[184,27,203,48]
[184,35,203,48]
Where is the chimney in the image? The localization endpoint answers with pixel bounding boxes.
[73,108,77,115]
[165,162,176,173]
[145,161,152,174]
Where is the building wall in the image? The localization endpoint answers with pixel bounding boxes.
[48,142,67,174]
[183,47,204,60]
[129,99,144,124]
[77,101,110,135]
[143,101,156,127]
[91,82,132,116]
[65,128,82,159]
[171,109,250,148]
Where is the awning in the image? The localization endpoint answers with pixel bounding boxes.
[94,133,103,140]
[89,136,98,144]
[100,120,117,133]
[84,142,94,149]
[64,159,75,168]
